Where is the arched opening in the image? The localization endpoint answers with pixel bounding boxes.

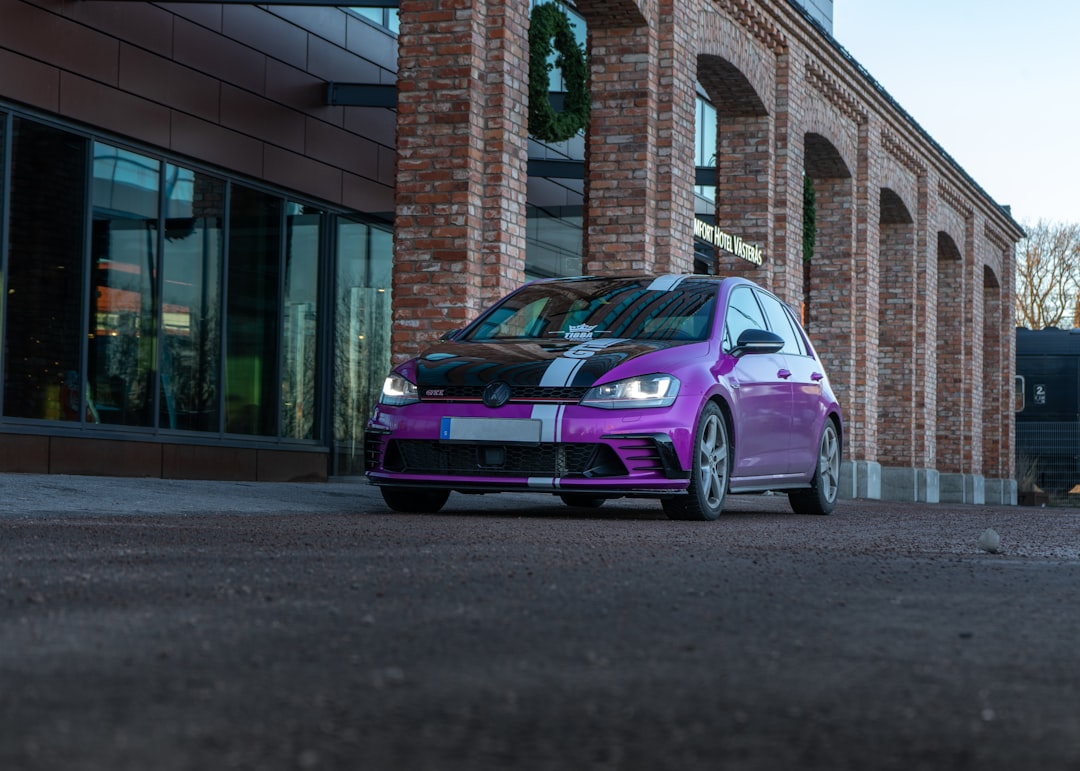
[697,55,770,281]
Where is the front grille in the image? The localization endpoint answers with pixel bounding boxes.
[387,440,625,478]
[364,431,390,472]
[420,385,589,403]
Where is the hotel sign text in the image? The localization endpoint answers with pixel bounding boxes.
[694,219,765,266]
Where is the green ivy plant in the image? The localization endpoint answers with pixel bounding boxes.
[802,174,816,263]
[529,2,590,143]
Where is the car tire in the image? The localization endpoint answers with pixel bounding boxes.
[559,494,605,509]
[662,401,729,521]
[380,487,450,513]
[788,419,841,516]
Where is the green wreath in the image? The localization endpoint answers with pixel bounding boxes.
[529,2,590,143]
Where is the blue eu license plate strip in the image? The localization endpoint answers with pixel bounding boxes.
[440,417,542,443]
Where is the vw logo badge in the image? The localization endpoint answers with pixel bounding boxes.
[482,381,512,408]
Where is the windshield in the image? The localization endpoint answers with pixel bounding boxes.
[462,278,717,343]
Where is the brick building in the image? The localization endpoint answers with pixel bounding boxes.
[0,0,1021,503]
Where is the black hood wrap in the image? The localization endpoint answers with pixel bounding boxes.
[415,340,679,389]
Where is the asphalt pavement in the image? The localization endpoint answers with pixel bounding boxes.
[0,473,384,517]
[4,473,1080,771]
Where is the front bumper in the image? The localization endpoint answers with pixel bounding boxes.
[364,401,695,494]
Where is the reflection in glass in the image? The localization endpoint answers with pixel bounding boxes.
[282,203,321,440]
[225,186,281,435]
[333,219,392,474]
[161,165,224,431]
[526,205,582,280]
[695,96,717,204]
[88,142,160,426]
[3,119,88,421]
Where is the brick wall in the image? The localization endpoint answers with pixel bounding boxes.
[391,0,1022,488]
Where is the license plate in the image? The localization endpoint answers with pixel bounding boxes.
[440,417,541,444]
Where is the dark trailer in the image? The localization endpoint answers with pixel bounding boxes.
[1015,327,1080,501]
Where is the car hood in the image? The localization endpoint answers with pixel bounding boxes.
[413,338,692,390]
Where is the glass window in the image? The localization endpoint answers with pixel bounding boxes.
[464,278,717,342]
[88,143,160,426]
[225,186,282,436]
[350,7,398,32]
[0,113,346,450]
[723,285,767,353]
[695,96,717,203]
[526,205,583,279]
[756,290,807,356]
[3,119,88,421]
[161,165,224,431]
[333,218,392,474]
[282,203,322,440]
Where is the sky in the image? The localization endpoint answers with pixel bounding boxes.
[833,1,1080,227]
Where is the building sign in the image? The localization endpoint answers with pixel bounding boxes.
[694,218,765,266]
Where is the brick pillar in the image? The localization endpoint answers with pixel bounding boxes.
[393,0,527,362]
[1000,243,1017,482]
[935,232,967,473]
[481,0,529,297]
[770,52,804,306]
[582,18,659,274]
[807,175,859,455]
[878,216,918,466]
[850,122,880,461]
[716,112,773,284]
[913,177,938,471]
[654,0,697,274]
[966,219,984,475]
[982,264,1003,477]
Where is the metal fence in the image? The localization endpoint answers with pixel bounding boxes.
[1016,421,1080,505]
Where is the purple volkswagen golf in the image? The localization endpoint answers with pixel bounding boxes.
[365,274,842,520]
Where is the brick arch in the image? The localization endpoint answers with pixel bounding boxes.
[574,0,650,29]
[694,7,777,116]
[804,132,851,179]
[938,231,963,261]
[802,107,857,182]
[879,157,918,226]
[697,55,768,117]
[880,188,913,225]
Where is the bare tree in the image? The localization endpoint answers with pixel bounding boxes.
[1015,220,1080,329]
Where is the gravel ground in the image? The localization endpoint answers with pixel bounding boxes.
[2,474,1080,771]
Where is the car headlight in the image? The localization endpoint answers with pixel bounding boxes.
[379,373,420,406]
[580,374,680,409]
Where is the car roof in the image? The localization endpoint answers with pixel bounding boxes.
[528,274,742,288]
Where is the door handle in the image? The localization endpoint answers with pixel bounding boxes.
[778,369,792,380]
[811,372,824,382]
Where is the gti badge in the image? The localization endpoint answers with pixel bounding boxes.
[482,381,512,408]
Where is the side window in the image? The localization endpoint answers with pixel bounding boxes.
[723,286,768,353]
[756,290,806,355]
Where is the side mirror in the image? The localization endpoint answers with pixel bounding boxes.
[732,328,784,358]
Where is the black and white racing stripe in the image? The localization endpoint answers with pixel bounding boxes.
[528,337,627,489]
